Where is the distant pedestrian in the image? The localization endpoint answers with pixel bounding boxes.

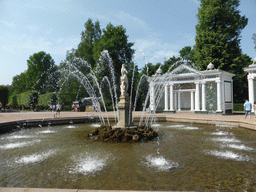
[253,101,256,118]
[52,104,56,112]
[9,104,12,111]
[75,103,79,112]
[77,103,80,112]
[72,103,75,112]
[56,102,61,117]
[244,99,252,120]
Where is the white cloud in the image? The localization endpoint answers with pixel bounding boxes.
[188,0,200,5]
[150,50,179,63]
[133,36,180,66]
[23,37,52,51]
[0,20,15,28]
[26,25,40,33]
[115,10,148,29]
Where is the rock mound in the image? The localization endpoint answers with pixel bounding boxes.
[87,125,158,142]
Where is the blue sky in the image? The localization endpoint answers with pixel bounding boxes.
[1,0,256,85]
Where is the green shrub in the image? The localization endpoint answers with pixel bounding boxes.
[8,95,18,108]
[38,92,55,108]
[17,91,38,108]
[0,85,9,107]
[233,103,243,112]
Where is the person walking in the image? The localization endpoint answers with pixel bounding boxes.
[56,102,61,117]
[253,101,256,118]
[244,99,252,120]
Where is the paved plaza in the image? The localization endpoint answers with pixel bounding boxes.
[0,111,256,130]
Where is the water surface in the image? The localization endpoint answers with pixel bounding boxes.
[1,122,256,191]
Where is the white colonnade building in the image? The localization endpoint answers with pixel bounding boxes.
[243,57,256,113]
[149,63,235,114]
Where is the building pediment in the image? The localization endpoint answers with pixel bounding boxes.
[169,64,202,76]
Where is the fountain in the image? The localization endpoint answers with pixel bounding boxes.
[85,63,158,142]
[2,52,256,191]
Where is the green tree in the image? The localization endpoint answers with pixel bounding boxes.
[76,19,101,69]
[161,56,183,73]
[10,72,28,95]
[194,0,248,70]
[139,63,161,76]
[0,85,9,109]
[193,0,248,102]
[179,46,194,62]
[58,50,89,108]
[93,23,135,79]
[233,54,252,102]
[26,51,58,93]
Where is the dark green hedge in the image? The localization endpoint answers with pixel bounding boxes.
[0,85,9,107]
[8,91,38,108]
[233,103,244,112]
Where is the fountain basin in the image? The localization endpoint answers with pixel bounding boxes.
[1,122,256,191]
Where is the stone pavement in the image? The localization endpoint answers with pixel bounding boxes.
[0,110,256,130]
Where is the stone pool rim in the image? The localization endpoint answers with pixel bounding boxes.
[0,111,256,134]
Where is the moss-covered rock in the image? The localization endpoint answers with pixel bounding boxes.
[87,125,158,142]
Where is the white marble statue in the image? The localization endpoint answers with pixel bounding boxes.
[120,64,128,96]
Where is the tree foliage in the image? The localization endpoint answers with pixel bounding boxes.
[38,92,57,109]
[58,21,135,109]
[93,23,135,78]
[58,49,90,107]
[76,19,101,69]
[0,85,9,108]
[11,72,28,95]
[193,0,249,102]
[161,56,183,73]
[194,0,248,69]
[8,91,38,109]
[179,46,194,62]
[26,51,59,94]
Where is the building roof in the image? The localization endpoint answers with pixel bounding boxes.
[153,64,235,79]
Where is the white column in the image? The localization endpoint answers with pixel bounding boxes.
[178,91,181,111]
[164,84,168,111]
[195,82,200,111]
[248,75,254,112]
[201,81,206,111]
[216,79,222,112]
[170,84,174,111]
[175,92,177,110]
[190,91,194,111]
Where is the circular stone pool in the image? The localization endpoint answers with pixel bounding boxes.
[1,122,256,191]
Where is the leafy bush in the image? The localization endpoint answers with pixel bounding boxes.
[8,95,18,108]
[38,92,56,108]
[233,103,243,112]
[8,91,38,109]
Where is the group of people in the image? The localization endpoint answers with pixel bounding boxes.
[49,103,62,117]
[72,103,80,112]
[243,99,256,119]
